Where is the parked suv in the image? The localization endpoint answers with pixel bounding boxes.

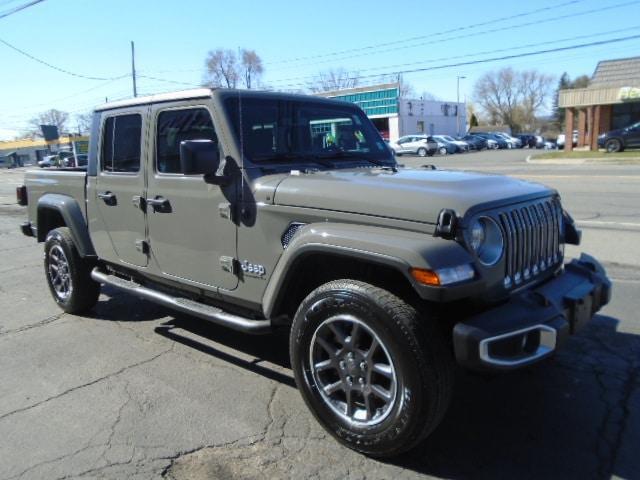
[18,88,610,458]
[598,121,640,152]
[389,135,438,157]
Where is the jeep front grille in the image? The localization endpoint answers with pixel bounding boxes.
[498,198,563,289]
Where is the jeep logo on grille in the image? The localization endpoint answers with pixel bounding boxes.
[241,260,266,277]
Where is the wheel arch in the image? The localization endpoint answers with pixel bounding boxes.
[263,222,474,319]
[37,194,96,257]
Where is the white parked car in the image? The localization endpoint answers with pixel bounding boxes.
[389,135,438,157]
[556,131,578,148]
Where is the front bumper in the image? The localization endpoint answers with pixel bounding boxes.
[453,254,611,371]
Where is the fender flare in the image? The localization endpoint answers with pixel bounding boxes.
[262,222,476,317]
[37,193,96,257]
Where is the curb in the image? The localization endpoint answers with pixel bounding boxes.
[526,155,640,165]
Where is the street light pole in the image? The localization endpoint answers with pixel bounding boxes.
[131,41,138,98]
[456,75,466,137]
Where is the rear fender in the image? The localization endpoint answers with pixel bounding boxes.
[37,194,96,257]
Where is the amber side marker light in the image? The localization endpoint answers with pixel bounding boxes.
[410,268,441,286]
[411,265,475,286]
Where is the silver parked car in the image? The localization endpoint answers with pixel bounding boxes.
[389,135,438,157]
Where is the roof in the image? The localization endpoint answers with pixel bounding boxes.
[314,83,399,98]
[590,56,640,89]
[95,88,214,112]
[95,87,350,112]
[559,56,640,108]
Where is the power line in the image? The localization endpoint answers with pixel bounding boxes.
[267,25,640,86]
[0,36,128,80]
[0,0,45,20]
[267,33,640,90]
[267,0,640,71]
[265,0,586,65]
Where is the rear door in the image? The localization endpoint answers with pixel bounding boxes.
[92,109,148,267]
[146,103,238,291]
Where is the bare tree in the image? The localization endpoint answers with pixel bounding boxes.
[473,67,554,132]
[308,68,359,93]
[28,109,69,136]
[75,113,93,135]
[203,48,264,89]
[204,49,239,88]
[241,49,264,89]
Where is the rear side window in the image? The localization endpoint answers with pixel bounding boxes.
[101,114,142,173]
[156,108,216,174]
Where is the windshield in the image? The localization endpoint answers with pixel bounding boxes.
[442,136,456,142]
[224,96,393,165]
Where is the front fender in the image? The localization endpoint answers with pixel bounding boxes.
[262,222,480,316]
[37,194,96,257]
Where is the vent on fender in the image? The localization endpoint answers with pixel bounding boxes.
[281,222,306,249]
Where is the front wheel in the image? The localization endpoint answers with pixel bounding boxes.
[44,227,100,314]
[439,147,447,155]
[290,280,454,457]
[605,138,623,153]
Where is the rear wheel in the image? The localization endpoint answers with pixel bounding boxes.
[439,147,447,155]
[417,147,427,157]
[605,138,623,153]
[44,227,100,314]
[290,280,454,457]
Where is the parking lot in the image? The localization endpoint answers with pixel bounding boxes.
[1,148,639,480]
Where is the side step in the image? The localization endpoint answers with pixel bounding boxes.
[91,268,272,334]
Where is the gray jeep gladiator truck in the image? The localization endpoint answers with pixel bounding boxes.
[17,88,611,457]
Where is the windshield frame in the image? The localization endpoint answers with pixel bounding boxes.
[222,94,395,169]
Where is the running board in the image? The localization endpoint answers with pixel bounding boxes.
[91,268,272,334]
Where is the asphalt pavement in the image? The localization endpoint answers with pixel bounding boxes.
[0,150,639,480]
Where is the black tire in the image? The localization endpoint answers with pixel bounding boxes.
[290,280,454,457]
[44,227,100,314]
[417,147,427,157]
[605,138,623,153]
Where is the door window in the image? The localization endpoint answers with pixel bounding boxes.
[156,108,217,174]
[101,114,142,173]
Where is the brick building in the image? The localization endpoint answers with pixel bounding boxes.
[558,56,640,151]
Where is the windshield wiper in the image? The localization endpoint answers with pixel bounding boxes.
[314,150,393,168]
[254,152,334,168]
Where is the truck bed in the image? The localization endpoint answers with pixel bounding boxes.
[24,169,87,227]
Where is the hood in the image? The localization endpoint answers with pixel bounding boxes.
[272,167,553,224]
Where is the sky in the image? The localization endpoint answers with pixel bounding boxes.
[1,0,640,139]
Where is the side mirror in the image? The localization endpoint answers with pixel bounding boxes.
[180,140,220,175]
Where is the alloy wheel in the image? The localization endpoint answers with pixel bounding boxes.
[48,245,72,300]
[309,315,398,426]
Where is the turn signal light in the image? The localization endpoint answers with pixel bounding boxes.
[410,268,441,286]
[411,264,475,286]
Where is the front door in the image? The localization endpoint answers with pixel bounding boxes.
[146,103,238,291]
[93,109,148,267]
[626,122,640,147]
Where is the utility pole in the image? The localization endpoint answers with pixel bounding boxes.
[131,41,138,98]
[456,75,466,137]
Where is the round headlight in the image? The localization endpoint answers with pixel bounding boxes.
[468,217,504,266]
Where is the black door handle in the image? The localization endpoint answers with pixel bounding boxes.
[146,196,171,212]
[97,191,116,205]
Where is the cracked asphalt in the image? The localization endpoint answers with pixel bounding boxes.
[1,150,639,480]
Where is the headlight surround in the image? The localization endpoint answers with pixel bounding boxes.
[468,217,504,266]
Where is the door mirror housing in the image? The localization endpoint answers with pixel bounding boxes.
[180,140,220,175]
